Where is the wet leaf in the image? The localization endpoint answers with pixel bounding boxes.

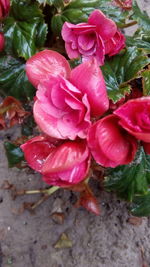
[0,55,35,100]
[54,233,72,249]
[142,70,150,96]
[101,48,150,103]
[4,142,24,168]
[105,148,150,202]
[131,191,150,217]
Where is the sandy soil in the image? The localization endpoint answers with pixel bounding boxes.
[0,1,150,266]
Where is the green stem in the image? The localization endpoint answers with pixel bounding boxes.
[17,186,59,196]
[120,21,138,28]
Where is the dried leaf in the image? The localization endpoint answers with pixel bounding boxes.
[51,212,65,224]
[54,233,72,249]
[127,216,143,226]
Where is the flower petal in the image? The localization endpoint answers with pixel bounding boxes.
[88,10,117,40]
[26,50,71,88]
[88,115,138,167]
[20,136,55,172]
[42,140,89,174]
[70,59,109,117]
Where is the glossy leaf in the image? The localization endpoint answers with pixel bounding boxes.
[126,33,150,54]
[131,191,150,217]
[105,148,150,202]
[101,47,150,103]
[4,142,24,168]
[51,0,129,35]
[0,55,35,100]
[142,70,150,96]
[132,0,150,32]
[4,0,47,59]
[36,0,54,5]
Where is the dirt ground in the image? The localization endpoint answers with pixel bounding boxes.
[0,1,150,266]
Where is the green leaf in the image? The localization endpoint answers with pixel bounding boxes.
[105,148,150,202]
[131,191,150,217]
[51,0,129,35]
[126,35,150,54]
[4,142,24,168]
[0,55,35,100]
[4,0,47,59]
[132,0,150,32]
[101,47,150,103]
[35,22,48,48]
[36,0,54,5]
[142,70,150,96]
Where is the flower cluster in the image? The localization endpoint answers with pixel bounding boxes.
[21,9,150,195]
[62,10,125,65]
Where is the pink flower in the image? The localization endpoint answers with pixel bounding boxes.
[34,75,91,140]
[0,0,10,19]
[87,114,138,167]
[0,32,4,51]
[26,50,109,139]
[114,97,150,143]
[21,136,91,187]
[26,50,71,88]
[61,9,125,65]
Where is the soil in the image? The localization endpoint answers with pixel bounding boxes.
[0,1,150,266]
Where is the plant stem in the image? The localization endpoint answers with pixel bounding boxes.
[120,21,138,28]
[16,186,59,196]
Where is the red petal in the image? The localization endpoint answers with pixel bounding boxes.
[42,140,89,174]
[26,50,71,88]
[21,136,55,172]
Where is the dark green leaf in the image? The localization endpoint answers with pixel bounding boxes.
[4,142,24,168]
[4,0,47,59]
[126,35,150,54]
[101,47,150,103]
[0,55,35,100]
[51,0,129,35]
[142,70,150,96]
[131,191,150,217]
[35,22,48,48]
[69,57,82,68]
[105,148,150,202]
[132,0,150,32]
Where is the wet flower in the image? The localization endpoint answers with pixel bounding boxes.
[87,114,138,167]
[21,136,91,187]
[62,9,125,65]
[114,97,150,142]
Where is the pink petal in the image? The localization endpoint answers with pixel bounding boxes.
[87,115,138,167]
[20,136,55,172]
[26,50,71,88]
[42,140,89,174]
[0,32,5,51]
[70,59,109,117]
[114,97,150,142]
[88,10,117,40]
[33,100,63,139]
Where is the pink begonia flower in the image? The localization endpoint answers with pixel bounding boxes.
[0,32,4,51]
[21,136,91,187]
[87,114,138,167]
[114,97,150,143]
[26,50,109,139]
[26,50,71,88]
[34,75,91,140]
[0,0,10,19]
[61,9,125,65]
